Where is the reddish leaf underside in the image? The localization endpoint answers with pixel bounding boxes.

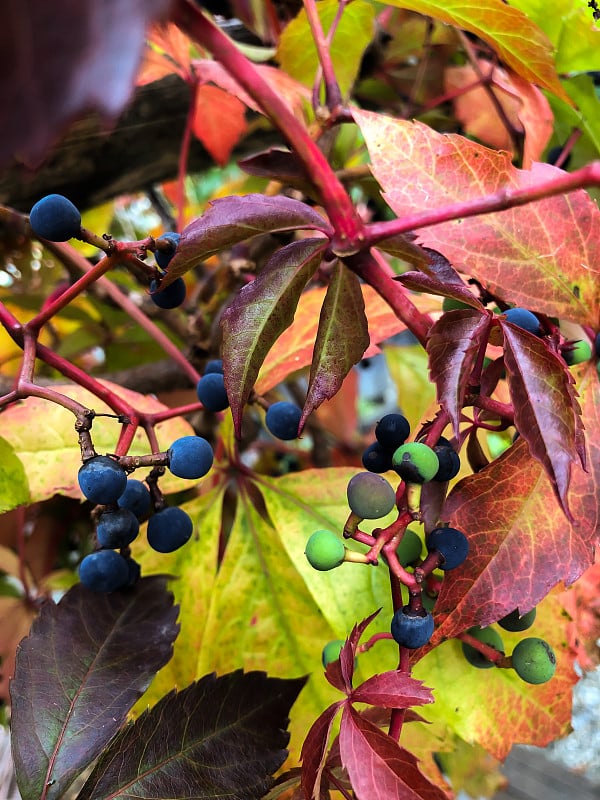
[434,433,598,642]
[0,0,171,167]
[354,112,600,326]
[339,706,448,800]
[10,578,179,800]
[300,264,370,431]
[165,194,331,285]
[301,702,343,800]
[350,671,434,709]
[501,321,584,516]
[221,239,329,436]
[427,309,491,437]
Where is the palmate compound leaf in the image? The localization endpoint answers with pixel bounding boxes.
[355,112,600,326]
[77,671,307,800]
[339,706,448,800]
[426,309,492,438]
[300,263,370,432]
[10,577,179,800]
[163,195,331,287]
[221,238,329,436]
[501,319,585,516]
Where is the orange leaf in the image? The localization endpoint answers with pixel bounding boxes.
[192,84,248,166]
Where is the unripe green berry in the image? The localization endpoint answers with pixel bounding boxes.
[564,339,592,366]
[305,530,345,571]
[511,637,556,684]
[346,472,396,519]
[392,442,439,484]
[461,626,504,669]
[397,528,422,566]
[322,640,345,667]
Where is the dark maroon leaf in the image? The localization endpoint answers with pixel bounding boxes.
[374,237,430,269]
[300,701,343,800]
[165,195,332,285]
[338,706,448,800]
[222,239,328,436]
[350,671,434,709]
[501,320,585,517]
[0,0,171,167]
[10,577,179,800]
[427,309,491,437]
[77,671,307,800]
[338,609,381,692]
[300,264,370,431]
[397,248,485,309]
[238,149,311,188]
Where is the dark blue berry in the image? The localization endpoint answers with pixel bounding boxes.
[168,435,214,480]
[432,441,461,482]
[155,232,181,269]
[204,359,224,374]
[502,308,541,336]
[78,456,127,506]
[265,401,302,440]
[375,413,410,450]
[124,558,141,587]
[150,277,186,309]
[29,194,81,241]
[196,372,229,412]
[79,550,129,592]
[595,331,600,358]
[391,607,434,649]
[117,479,152,519]
[361,441,393,473]
[147,507,193,552]
[426,527,469,570]
[96,508,139,549]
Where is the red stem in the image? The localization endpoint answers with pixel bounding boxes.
[171,0,364,249]
[364,161,600,247]
[177,79,200,231]
[303,0,343,110]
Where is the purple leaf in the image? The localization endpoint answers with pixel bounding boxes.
[350,671,434,709]
[10,577,179,800]
[77,671,307,800]
[222,238,329,436]
[0,0,171,167]
[300,264,370,431]
[165,195,332,285]
[300,701,343,800]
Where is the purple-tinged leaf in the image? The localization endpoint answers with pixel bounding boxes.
[300,701,343,800]
[375,237,429,269]
[338,610,381,692]
[10,577,179,800]
[77,671,306,800]
[239,149,312,191]
[427,309,491,437]
[222,239,329,436]
[501,320,584,517]
[300,264,370,431]
[339,706,449,800]
[397,248,484,309]
[350,671,434,709]
[0,0,171,167]
[165,195,332,285]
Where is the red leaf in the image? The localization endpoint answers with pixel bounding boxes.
[165,194,331,285]
[501,320,585,516]
[350,671,434,709]
[427,309,491,437]
[433,435,598,642]
[222,239,329,436]
[300,264,370,431]
[339,706,448,800]
[355,112,600,326]
[0,0,171,167]
[192,84,248,165]
[398,247,485,309]
[300,702,343,800]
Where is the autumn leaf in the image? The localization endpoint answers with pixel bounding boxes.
[355,111,600,325]
[192,84,248,165]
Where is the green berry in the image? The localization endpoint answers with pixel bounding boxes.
[392,442,439,484]
[461,626,504,669]
[346,472,396,519]
[511,637,556,684]
[397,528,422,566]
[563,339,592,366]
[498,607,536,632]
[305,530,345,571]
[322,640,345,667]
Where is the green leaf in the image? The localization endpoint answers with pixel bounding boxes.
[221,239,328,436]
[276,0,375,100]
[383,0,570,103]
[78,671,306,800]
[0,436,29,513]
[10,577,179,800]
[301,264,370,429]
